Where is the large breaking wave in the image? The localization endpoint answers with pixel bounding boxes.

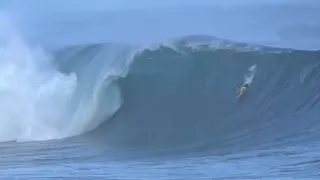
[1,17,320,153]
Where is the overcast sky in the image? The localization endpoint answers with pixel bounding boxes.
[1,0,319,12]
[1,0,320,50]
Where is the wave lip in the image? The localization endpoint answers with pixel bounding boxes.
[170,35,294,53]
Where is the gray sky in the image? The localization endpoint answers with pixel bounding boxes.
[2,0,319,11]
[1,0,320,50]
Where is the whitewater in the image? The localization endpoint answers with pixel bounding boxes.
[1,2,320,179]
[0,18,136,142]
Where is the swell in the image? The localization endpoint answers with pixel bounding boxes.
[93,38,320,153]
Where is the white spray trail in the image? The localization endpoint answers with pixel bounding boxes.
[244,64,257,85]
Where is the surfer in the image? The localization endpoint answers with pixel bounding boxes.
[237,83,249,98]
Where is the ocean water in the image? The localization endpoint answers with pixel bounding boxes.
[1,3,320,179]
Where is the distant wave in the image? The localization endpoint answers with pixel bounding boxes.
[279,24,320,40]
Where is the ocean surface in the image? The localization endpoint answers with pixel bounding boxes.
[1,4,320,179]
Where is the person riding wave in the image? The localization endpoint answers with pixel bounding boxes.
[237,83,249,98]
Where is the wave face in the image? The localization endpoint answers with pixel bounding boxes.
[99,35,320,152]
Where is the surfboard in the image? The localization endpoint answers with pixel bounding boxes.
[236,88,247,101]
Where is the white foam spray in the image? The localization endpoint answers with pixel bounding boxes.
[244,64,257,85]
[0,15,81,142]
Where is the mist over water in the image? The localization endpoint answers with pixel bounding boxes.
[0,17,76,142]
[0,16,135,142]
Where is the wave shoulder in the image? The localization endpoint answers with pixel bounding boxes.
[170,34,294,53]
